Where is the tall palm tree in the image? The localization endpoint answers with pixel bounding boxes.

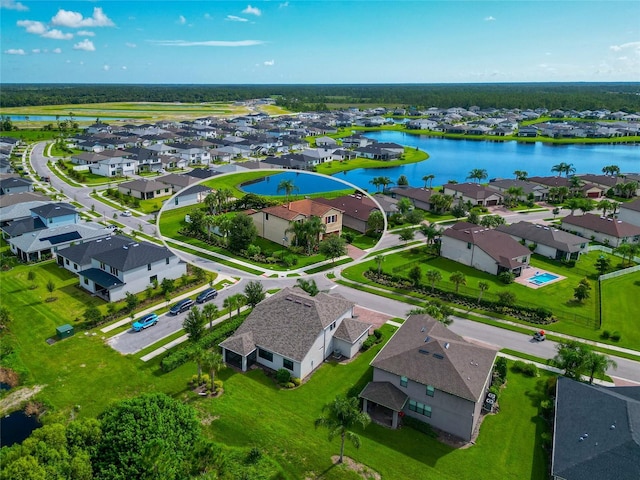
[369,177,382,193]
[513,170,528,181]
[422,174,435,190]
[466,168,488,183]
[551,162,568,176]
[204,192,217,215]
[201,350,226,393]
[584,351,617,384]
[374,254,385,275]
[286,219,308,248]
[277,179,298,204]
[314,395,370,464]
[203,214,216,242]
[202,303,219,329]
[505,186,524,208]
[379,177,393,191]
[477,281,490,301]
[425,269,442,291]
[222,296,236,319]
[449,271,466,293]
[303,216,327,255]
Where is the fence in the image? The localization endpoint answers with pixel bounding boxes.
[599,264,640,280]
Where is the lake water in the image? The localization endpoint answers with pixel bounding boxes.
[240,170,352,195]
[0,411,42,447]
[338,131,640,188]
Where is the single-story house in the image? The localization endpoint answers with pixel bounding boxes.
[389,187,434,211]
[441,221,531,276]
[561,214,640,247]
[354,142,403,160]
[77,240,186,302]
[618,198,640,227]
[0,191,49,208]
[0,176,33,196]
[487,179,549,202]
[166,184,213,210]
[496,221,588,261]
[551,376,640,480]
[156,173,200,193]
[250,199,343,247]
[360,314,496,440]
[118,179,172,200]
[443,183,503,207]
[219,287,371,380]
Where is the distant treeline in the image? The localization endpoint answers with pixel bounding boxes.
[1,82,639,112]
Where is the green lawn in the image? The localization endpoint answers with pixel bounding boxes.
[600,272,640,349]
[201,330,549,480]
[315,147,428,176]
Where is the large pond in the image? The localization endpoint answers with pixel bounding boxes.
[0,410,42,447]
[338,131,639,189]
[240,170,352,195]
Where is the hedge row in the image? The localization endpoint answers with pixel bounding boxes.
[364,269,556,324]
[160,313,248,372]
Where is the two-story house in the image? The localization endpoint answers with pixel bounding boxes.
[496,221,588,261]
[250,199,343,247]
[219,287,371,379]
[77,241,186,302]
[360,314,496,441]
[561,214,640,247]
[618,199,640,227]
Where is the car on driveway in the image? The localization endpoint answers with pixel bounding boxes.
[169,298,194,315]
[121,210,132,217]
[132,313,159,332]
[196,288,218,304]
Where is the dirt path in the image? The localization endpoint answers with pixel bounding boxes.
[0,385,45,416]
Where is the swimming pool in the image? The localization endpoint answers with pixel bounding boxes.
[529,272,559,286]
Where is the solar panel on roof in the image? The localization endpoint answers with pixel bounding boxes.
[40,231,82,245]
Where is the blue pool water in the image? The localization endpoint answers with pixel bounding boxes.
[529,272,559,285]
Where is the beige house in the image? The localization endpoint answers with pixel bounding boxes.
[250,199,343,247]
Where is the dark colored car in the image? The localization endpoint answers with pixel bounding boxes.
[169,298,194,315]
[196,288,218,304]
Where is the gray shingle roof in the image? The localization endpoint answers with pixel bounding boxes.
[552,376,640,480]
[333,318,371,343]
[371,315,496,402]
[220,287,354,362]
[30,203,76,219]
[56,235,133,266]
[359,382,408,411]
[91,241,175,271]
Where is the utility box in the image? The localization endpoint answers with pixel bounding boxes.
[56,324,74,340]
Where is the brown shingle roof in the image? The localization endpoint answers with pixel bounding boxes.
[371,315,496,402]
[359,382,408,411]
[443,182,503,200]
[259,199,339,221]
[562,214,640,238]
[314,194,376,222]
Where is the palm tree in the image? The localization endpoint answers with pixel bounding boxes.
[615,243,638,267]
[285,219,307,248]
[215,188,233,213]
[568,176,584,196]
[277,179,298,204]
[584,351,617,385]
[204,192,217,215]
[466,168,488,183]
[505,186,524,208]
[314,395,370,464]
[369,177,382,193]
[202,303,219,329]
[557,186,570,203]
[422,174,435,190]
[201,350,226,393]
[597,199,614,217]
[374,254,385,275]
[513,170,528,181]
[379,177,393,191]
[303,216,326,255]
[229,293,246,316]
[425,269,442,291]
[419,223,440,245]
[203,214,216,242]
[222,296,236,319]
[449,271,466,293]
[296,278,319,296]
[477,281,489,301]
[551,162,568,176]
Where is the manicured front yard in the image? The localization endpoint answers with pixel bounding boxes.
[600,272,640,349]
[202,328,550,480]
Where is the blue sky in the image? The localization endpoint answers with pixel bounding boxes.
[1,0,639,84]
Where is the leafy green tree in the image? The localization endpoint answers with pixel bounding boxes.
[615,243,638,267]
[95,393,200,480]
[27,270,36,289]
[425,269,442,291]
[314,395,370,464]
[397,197,413,215]
[366,210,385,235]
[125,291,139,312]
[450,203,467,219]
[573,278,591,303]
[319,235,347,263]
[227,214,258,252]
[183,306,205,343]
[201,350,225,393]
[398,228,415,243]
[396,174,409,186]
[160,277,176,296]
[553,340,590,380]
[497,290,516,306]
[408,265,422,286]
[583,351,617,384]
[594,255,611,276]
[449,271,466,293]
[466,209,480,224]
[296,278,320,296]
[480,214,506,228]
[244,280,266,307]
[477,281,490,301]
[83,305,102,326]
[46,279,56,301]
[406,302,454,326]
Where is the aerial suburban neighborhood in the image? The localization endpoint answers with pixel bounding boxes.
[1,90,639,480]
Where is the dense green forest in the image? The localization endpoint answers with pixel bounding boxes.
[1,82,639,112]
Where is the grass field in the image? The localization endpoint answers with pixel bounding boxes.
[600,272,640,349]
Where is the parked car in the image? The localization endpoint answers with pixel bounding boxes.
[196,288,218,304]
[121,210,132,217]
[132,313,159,332]
[169,298,194,315]
[533,330,546,342]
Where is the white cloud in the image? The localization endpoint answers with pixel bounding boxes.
[78,30,95,37]
[204,13,212,20]
[226,15,248,22]
[126,42,137,48]
[484,16,496,21]
[1,0,28,11]
[73,39,95,51]
[53,48,62,54]
[243,5,261,16]
[609,41,640,52]
[122,66,127,70]
[17,20,47,35]
[279,2,289,8]
[178,15,186,25]
[151,39,264,47]
[51,7,114,28]
[42,29,73,40]
[32,48,40,54]
[264,59,275,66]
[103,64,110,71]
[4,48,26,55]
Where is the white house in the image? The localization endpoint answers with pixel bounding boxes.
[496,221,588,261]
[618,199,640,228]
[561,214,640,247]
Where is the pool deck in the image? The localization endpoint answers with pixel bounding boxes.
[515,265,566,289]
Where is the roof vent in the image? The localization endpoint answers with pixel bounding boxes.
[285,296,293,301]
[123,246,128,249]
[304,302,312,307]
[433,353,444,360]
[421,327,426,332]
[419,349,430,355]
[424,336,431,343]
[444,342,450,349]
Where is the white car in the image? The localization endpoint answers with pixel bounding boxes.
[121,210,132,217]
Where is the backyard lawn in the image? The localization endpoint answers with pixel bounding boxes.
[201,325,550,480]
[600,271,640,349]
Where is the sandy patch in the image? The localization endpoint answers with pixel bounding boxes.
[0,385,46,416]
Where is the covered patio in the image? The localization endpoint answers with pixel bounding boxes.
[359,381,408,429]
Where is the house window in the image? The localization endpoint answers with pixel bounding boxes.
[110,266,118,275]
[147,263,152,271]
[467,242,472,249]
[283,358,294,370]
[100,262,106,270]
[166,257,170,265]
[74,264,78,270]
[265,213,269,220]
[325,214,337,224]
[150,275,157,284]
[409,400,432,417]
[84,277,89,285]
[258,348,273,362]
[400,376,408,388]
[65,259,69,265]
[426,385,435,397]
[329,322,336,331]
